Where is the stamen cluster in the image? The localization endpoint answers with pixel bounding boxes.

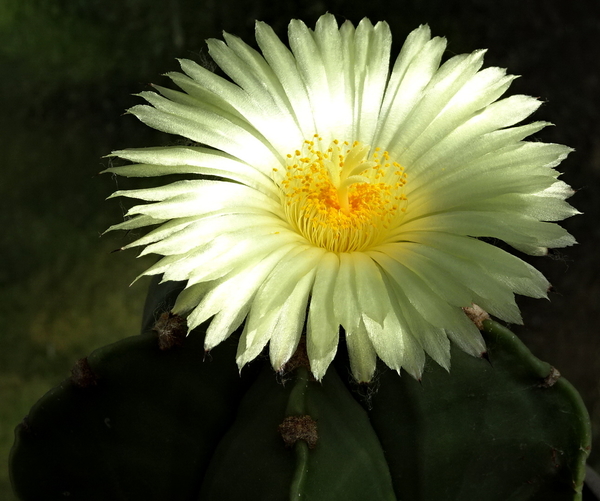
[276,135,408,252]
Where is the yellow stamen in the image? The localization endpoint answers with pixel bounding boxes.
[276,138,408,253]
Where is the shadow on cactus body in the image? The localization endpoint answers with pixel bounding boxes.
[10,278,591,500]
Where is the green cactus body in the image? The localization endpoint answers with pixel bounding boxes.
[10,281,591,500]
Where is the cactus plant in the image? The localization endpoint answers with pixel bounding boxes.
[10,278,591,500]
[10,13,590,500]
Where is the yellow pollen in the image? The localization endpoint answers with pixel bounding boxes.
[276,138,408,253]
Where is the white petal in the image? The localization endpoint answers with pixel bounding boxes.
[333,252,361,332]
[165,70,247,120]
[269,269,317,370]
[370,244,473,308]
[370,251,467,331]
[406,121,551,186]
[377,281,427,379]
[234,246,323,367]
[288,18,339,139]
[361,273,426,378]
[128,95,279,168]
[351,19,392,142]
[171,281,214,316]
[457,193,580,222]
[374,33,447,149]
[196,231,303,284]
[255,20,316,136]
[116,181,284,220]
[139,213,286,257]
[236,309,276,368]
[385,49,488,161]
[307,252,340,380]
[400,232,550,298]
[401,67,516,166]
[380,24,432,114]
[250,245,325,318]
[401,94,542,169]
[407,172,555,220]
[385,277,451,371]
[106,146,278,199]
[166,231,300,284]
[104,214,165,233]
[313,13,354,139]
[408,142,573,213]
[176,57,247,106]
[207,36,304,153]
[378,239,523,323]
[352,252,388,324]
[345,320,377,383]
[187,242,297,346]
[122,217,198,250]
[397,211,576,250]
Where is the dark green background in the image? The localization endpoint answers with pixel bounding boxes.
[1,0,598,498]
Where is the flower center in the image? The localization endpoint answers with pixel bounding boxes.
[275,136,408,253]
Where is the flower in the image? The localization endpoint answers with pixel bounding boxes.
[105,14,577,382]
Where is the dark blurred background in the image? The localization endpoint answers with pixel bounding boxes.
[1,0,598,497]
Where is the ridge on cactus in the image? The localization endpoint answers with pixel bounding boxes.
[104,13,578,382]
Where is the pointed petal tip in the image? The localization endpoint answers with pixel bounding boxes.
[271,359,287,375]
[101,151,119,159]
[235,354,248,371]
[481,351,493,366]
[254,19,272,34]
[470,48,488,60]
[137,247,153,258]
[129,273,146,287]
[201,347,211,361]
[308,362,327,382]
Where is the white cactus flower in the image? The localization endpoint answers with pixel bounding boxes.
[105,14,577,382]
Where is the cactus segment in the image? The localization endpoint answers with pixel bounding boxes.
[198,364,397,501]
[9,329,258,500]
[361,320,591,501]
